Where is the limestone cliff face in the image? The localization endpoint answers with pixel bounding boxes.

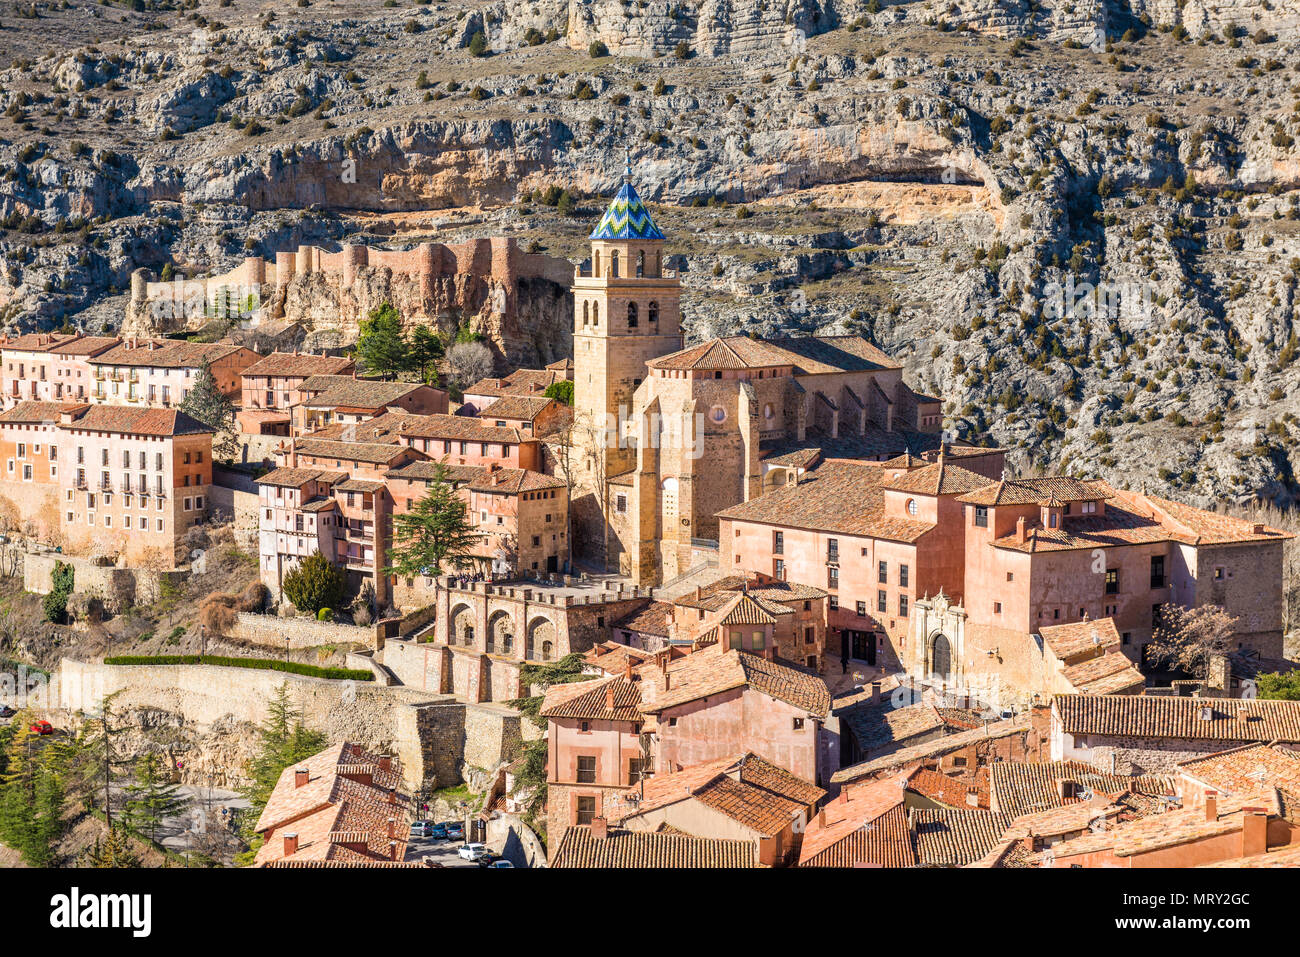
[278,266,573,370]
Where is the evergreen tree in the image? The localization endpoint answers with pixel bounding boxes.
[355,303,412,379]
[123,753,189,844]
[82,827,141,868]
[386,463,481,578]
[407,325,444,384]
[178,361,238,460]
[281,551,345,615]
[543,380,574,406]
[236,684,327,865]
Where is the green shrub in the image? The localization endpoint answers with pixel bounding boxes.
[282,552,345,615]
[317,607,333,621]
[42,560,74,623]
[103,655,372,682]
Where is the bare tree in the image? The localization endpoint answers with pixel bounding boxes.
[447,340,494,389]
[1147,604,1239,678]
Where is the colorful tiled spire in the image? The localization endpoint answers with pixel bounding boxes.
[589,156,664,241]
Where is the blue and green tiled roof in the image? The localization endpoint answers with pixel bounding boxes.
[589,181,665,241]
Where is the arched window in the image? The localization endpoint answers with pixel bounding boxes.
[648,301,659,323]
[653,252,661,276]
[594,250,601,275]
[610,250,619,277]
[636,250,645,277]
[592,301,599,326]
[541,640,553,661]
[627,302,638,327]
[583,301,589,326]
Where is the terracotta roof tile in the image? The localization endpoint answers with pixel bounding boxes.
[550,825,756,867]
[648,334,901,374]
[397,413,529,444]
[538,675,643,722]
[637,644,831,718]
[881,461,992,497]
[0,401,89,424]
[582,641,654,675]
[241,352,354,379]
[905,767,989,810]
[256,467,347,488]
[294,438,416,465]
[59,405,214,437]
[1040,618,1122,661]
[1178,744,1300,796]
[1054,693,1300,743]
[911,808,1011,866]
[716,461,935,542]
[478,395,556,422]
[1061,651,1145,695]
[301,378,434,410]
[613,600,674,638]
[832,715,1031,784]
[464,368,566,400]
[956,476,1112,507]
[91,339,250,369]
[798,772,913,867]
[990,759,1176,817]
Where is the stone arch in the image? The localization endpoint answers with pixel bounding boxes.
[526,615,558,661]
[636,249,645,277]
[627,301,638,327]
[450,603,475,647]
[930,633,952,682]
[487,609,514,656]
[648,301,659,323]
[610,249,619,277]
[592,301,599,326]
[582,300,589,326]
[594,249,601,276]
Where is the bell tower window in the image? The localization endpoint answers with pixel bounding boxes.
[636,250,645,277]
[610,250,619,277]
[648,301,659,323]
[627,302,638,327]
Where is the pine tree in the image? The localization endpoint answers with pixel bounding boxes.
[355,303,412,379]
[407,325,444,384]
[178,360,238,460]
[82,828,141,868]
[123,753,189,845]
[386,463,481,578]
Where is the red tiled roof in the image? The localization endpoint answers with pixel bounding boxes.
[613,600,674,638]
[637,644,831,718]
[648,334,900,374]
[956,476,1112,507]
[716,460,935,543]
[58,405,214,437]
[1054,693,1300,743]
[91,339,250,369]
[0,401,89,424]
[990,759,1176,817]
[1178,744,1300,796]
[911,808,1011,866]
[799,772,913,867]
[478,395,556,422]
[397,413,530,444]
[906,767,989,810]
[551,825,756,867]
[1040,617,1122,661]
[538,675,643,721]
[881,461,992,497]
[241,352,354,379]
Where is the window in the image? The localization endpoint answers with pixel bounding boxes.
[878,590,888,613]
[878,561,888,584]
[804,626,815,644]
[1213,566,1225,581]
[793,717,804,731]
[1104,569,1119,594]
[773,531,783,554]
[1006,571,1014,582]
[628,758,644,785]
[856,601,867,617]
[974,506,989,528]
[576,756,597,784]
[899,595,909,617]
[615,493,627,514]
[899,564,909,588]
[993,601,1002,615]
[627,302,638,327]
[827,538,839,562]
[1150,555,1165,589]
[906,498,919,516]
[774,558,785,579]
[827,566,839,590]
[828,595,838,611]
[575,796,596,826]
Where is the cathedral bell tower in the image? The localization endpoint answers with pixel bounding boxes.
[572,158,683,565]
[574,157,686,494]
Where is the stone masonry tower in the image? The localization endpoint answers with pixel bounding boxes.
[572,160,683,568]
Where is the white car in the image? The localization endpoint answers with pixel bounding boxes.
[458,843,489,862]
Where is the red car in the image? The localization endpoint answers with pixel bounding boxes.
[29,720,53,735]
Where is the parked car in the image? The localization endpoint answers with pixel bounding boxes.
[458,843,489,862]
[0,704,16,719]
[429,822,448,840]
[446,821,465,840]
[411,821,434,838]
[29,720,53,735]
[489,860,515,868]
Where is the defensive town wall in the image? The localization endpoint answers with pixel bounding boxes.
[53,658,527,789]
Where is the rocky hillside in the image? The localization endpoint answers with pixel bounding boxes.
[1,0,1298,505]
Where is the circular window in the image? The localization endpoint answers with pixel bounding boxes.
[907,499,919,516]
[709,405,727,424]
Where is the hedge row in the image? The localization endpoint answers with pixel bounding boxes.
[102,655,373,682]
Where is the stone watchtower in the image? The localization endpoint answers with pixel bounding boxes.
[571,161,683,566]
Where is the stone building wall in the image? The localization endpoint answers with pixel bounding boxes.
[228,611,378,651]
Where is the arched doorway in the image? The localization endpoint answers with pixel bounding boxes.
[526,616,558,661]
[487,610,513,656]
[931,633,952,682]
[450,604,475,647]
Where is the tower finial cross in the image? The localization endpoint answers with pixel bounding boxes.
[624,148,632,183]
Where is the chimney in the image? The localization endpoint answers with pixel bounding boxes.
[663,672,671,691]
[294,768,309,788]
[624,657,634,681]
[1204,791,1218,822]
[283,832,299,856]
[870,680,881,706]
[1015,516,1027,543]
[1021,832,1039,852]
[606,684,616,711]
[817,806,826,828]
[590,816,608,840]
[389,839,400,861]
[1056,778,1075,801]
[388,788,397,805]
[1252,523,1265,535]
[763,643,776,661]
[1241,807,1268,858]
[386,818,396,839]
[965,789,979,808]
[378,756,392,772]
[695,585,702,602]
